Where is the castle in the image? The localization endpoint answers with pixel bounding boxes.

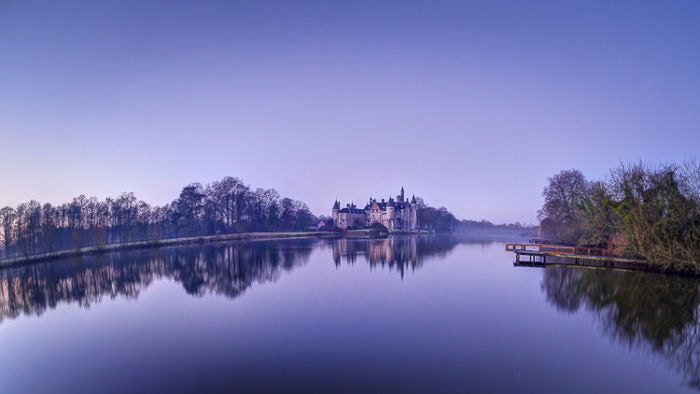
[332,187,418,230]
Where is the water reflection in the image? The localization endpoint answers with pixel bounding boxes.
[0,236,468,325]
[331,236,461,277]
[0,239,316,324]
[541,266,700,389]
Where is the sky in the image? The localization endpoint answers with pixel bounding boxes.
[1,0,699,224]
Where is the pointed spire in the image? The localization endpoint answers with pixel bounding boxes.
[401,186,404,198]
[411,195,416,204]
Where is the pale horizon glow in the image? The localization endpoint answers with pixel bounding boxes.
[2,1,699,223]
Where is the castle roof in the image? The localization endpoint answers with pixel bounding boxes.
[338,207,365,214]
[333,188,415,214]
[339,202,412,214]
[368,201,387,210]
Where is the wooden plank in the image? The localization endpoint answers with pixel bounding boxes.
[505,243,611,257]
[514,250,644,264]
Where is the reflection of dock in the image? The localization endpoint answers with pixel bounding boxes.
[505,243,650,272]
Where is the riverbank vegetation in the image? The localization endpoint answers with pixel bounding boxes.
[0,176,316,261]
[538,161,700,274]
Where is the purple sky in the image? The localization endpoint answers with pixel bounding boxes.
[2,1,699,223]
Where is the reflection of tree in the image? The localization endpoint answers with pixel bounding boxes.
[331,236,461,277]
[0,239,315,324]
[541,267,700,389]
[0,235,475,326]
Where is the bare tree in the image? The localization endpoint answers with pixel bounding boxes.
[0,207,16,258]
[0,175,319,261]
[538,169,588,225]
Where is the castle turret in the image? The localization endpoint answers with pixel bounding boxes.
[332,200,340,226]
[410,195,418,230]
[386,197,395,230]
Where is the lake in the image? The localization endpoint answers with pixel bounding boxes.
[0,235,698,393]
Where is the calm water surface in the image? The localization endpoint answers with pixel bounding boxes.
[1,235,698,393]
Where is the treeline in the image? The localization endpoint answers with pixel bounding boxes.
[538,161,700,273]
[0,176,316,260]
[415,197,461,231]
[459,219,534,231]
[416,197,534,233]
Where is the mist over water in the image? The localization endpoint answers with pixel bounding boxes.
[0,236,697,393]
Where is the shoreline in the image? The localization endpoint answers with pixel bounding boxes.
[511,251,699,277]
[0,231,342,269]
[0,229,432,269]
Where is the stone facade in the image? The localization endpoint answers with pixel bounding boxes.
[332,187,418,230]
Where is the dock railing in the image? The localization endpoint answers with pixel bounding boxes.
[505,243,612,257]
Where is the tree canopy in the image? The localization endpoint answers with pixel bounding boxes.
[537,161,700,274]
[0,176,317,260]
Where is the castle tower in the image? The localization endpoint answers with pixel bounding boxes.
[386,196,395,230]
[332,200,340,226]
[410,195,418,230]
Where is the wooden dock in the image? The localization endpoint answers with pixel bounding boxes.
[505,243,651,272]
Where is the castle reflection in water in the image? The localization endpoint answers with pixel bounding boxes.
[331,236,460,277]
